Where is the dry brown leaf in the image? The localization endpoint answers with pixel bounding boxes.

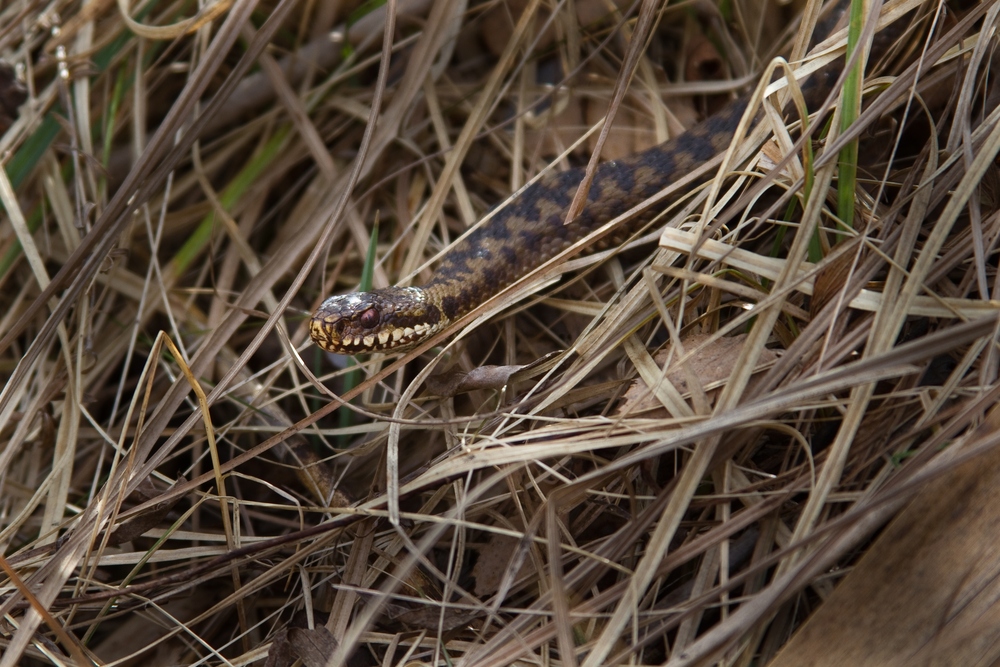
[617,333,780,415]
[386,603,484,633]
[425,364,522,396]
[471,533,530,597]
[770,439,1000,667]
[811,248,863,318]
[286,627,340,667]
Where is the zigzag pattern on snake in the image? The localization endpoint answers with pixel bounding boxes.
[310,2,860,355]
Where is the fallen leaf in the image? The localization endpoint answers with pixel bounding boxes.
[617,333,779,415]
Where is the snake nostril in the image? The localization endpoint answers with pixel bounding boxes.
[359,307,380,329]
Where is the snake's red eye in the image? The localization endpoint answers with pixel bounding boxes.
[359,307,379,329]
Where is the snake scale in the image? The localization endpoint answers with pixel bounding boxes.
[310,3,857,355]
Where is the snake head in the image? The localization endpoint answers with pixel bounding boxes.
[310,287,444,354]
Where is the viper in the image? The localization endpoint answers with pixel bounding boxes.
[310,1,873,355]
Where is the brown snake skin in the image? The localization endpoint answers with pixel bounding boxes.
[310,3,862,355]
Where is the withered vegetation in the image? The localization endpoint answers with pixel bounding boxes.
[1,0,999,665]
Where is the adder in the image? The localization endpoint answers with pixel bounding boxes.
[310,0,889,355]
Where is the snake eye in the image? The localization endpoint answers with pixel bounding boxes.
[359,307,380,329]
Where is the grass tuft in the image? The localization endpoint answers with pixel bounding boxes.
[0,0,997,665]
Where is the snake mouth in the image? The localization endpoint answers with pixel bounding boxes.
[309,315,436,353]
[309,287,444,354]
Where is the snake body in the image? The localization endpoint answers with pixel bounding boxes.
[310,100,747,354]
[310,6,855,355]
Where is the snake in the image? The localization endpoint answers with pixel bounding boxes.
[309,3,860,355]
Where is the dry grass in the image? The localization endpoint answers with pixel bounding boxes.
[1,0,999,665]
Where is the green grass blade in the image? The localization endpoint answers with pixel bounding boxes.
[836,0,865,235]
[170,126,291,277]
